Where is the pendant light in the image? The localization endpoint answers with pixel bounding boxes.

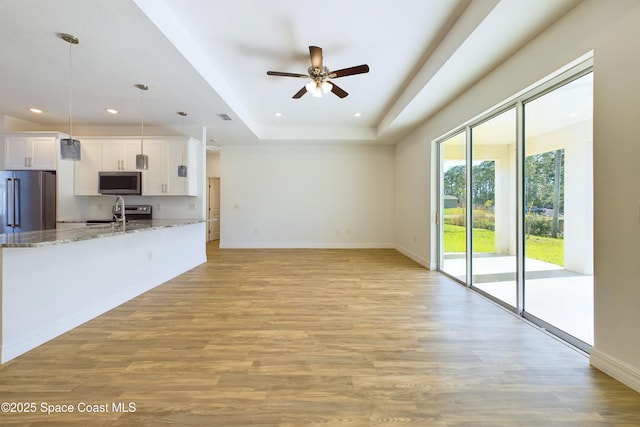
[135,84,149,170]
[59,33,81,161]
[177,111,188,177]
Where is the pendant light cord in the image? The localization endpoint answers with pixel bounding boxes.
[140,87,144,155]
[68,40,73,141]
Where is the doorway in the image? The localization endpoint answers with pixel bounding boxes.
[207,178,220,241]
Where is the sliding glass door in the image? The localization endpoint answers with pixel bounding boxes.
[437,63,593,350]
[470,108,517,308]
[523,72,594,345]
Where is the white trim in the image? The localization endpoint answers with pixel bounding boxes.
[219,242,395,249]
[395,245,432,270]
[590,348,640,394]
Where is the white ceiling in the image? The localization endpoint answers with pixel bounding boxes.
[0,0,582,147]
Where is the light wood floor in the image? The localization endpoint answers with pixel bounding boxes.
[1,242,639,426]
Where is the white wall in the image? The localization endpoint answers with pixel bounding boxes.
[394,0,640,392]
[206,151,220,178]
[395,129,433,267]
[220,144,394,248]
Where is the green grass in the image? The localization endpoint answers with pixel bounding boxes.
[443,224,564,266]
[524,235,564,266]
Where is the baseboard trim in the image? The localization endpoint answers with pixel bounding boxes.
[394,245,431,270]
[219,242,395,249]
[590,347,640,393]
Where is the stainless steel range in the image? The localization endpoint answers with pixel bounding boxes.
[113,204,152,221]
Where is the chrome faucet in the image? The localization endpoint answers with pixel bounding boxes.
[113,196,126,225]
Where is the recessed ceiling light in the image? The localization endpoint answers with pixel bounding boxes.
[29,108,43,114]
[353,112,361,117]
[105,108,118,114]
[274,112,282,117]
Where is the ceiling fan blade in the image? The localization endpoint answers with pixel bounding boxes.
[292,86,307,99]
[329,64,370,79]
[267,71,309,78]
[330,82,348,98]
[309,46,323,70]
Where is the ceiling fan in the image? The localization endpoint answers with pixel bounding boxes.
[267,45,369,99]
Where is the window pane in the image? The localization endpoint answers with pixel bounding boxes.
[441,132,466,281]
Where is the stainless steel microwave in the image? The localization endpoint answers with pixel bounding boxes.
[98,171,142,195]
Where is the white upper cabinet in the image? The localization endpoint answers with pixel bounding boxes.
[101,139,141,171]
[142,138,197,196]
[72,136,198,196]
[74,139,103,195]
[140,140,165,195]
[4,135,57,170]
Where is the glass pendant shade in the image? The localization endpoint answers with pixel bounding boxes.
[136,153,149,170]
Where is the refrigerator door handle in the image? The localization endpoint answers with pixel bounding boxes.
[13,178,21,227]
[5,178,13,227]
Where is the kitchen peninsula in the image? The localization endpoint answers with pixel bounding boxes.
[0,219,206,363]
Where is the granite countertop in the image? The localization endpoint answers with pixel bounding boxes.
[0,219,204,248]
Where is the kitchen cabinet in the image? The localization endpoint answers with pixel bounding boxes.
[3,135,57,170]
[71,136,198,196]
[101,139,141,171]
[74,139,103,195]
[142,138,197,196]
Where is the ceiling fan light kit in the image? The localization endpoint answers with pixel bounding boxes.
[267,45,369,99]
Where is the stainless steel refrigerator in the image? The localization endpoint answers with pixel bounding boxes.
[0,170,56,233]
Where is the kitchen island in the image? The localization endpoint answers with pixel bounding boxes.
[0,219,206,363]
